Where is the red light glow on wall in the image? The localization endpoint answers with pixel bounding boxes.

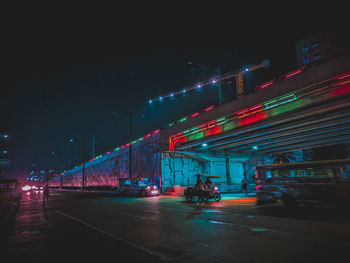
[332,84,350,96]
[334,71,350,80]
[240,111,267,126]
[255,79,275,91]
[152,129,160,134]
[204,105,215,111]
[235,104,264,118]
[281,66,306,79]
[206,125,222,136]
[190,112,200,118]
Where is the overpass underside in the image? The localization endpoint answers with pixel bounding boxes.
[173,73,350,156]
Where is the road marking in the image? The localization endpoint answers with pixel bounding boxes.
[251,227,267,232]
[25,195,171,261]
[53,209,172,262]
[204,209,223,213]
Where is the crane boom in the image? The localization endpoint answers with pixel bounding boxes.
[236,59,269,97]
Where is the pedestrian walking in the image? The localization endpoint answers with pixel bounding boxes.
[43,183,50,207]
[241,177,248,196]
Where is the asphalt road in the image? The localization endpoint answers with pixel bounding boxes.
[3,190,350,262]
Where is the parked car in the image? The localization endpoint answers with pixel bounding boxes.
[117,178,160,197]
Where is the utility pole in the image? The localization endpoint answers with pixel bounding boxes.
[129,111,132,179]
[217,65,223,104]
[81,141,85,190]
[92,136,95,159]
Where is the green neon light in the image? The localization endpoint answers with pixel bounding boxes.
[131,140,137,145]
[223,120,237,132]
[178,116,188,123]
[264,93,297,109]
[216,117,226,123]
[137,137,144,142]
[173,91,302,146]
[167,122,175,127]
[189,131,205,140]
[96,154,102,159]
[269,97,311,116]
[114,147,120,151]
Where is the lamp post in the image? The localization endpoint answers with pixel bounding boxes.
[188,61,223,104]
[113,111,133,179]
[68,137,87,190]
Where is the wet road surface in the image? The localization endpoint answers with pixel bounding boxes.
[3,190,350,262]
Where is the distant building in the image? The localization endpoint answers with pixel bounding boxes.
[296,32,339,67]
[0,131,10,179]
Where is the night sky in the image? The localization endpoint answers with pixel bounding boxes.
[1,15,345,180]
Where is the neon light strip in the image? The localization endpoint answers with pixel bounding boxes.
[178,117,188,122]
[204,105,215,111]
[190,112,200,118]
[144,133,152,138]
[334,72,350,80]
[338,80,350,86]
[282,66,306,79]
[152,129,160,134]
[264,94,296,109]
[169,92,299,149]
[255,79,275,90]
[235,104,264,116]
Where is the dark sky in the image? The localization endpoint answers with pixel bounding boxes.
[1,14,345,180]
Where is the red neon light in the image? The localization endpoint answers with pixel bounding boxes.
[240,111,267,126]
[332,84,350,96]
[235,104,264,117]
[198,119,217,128]
[282,66,306,79]
[334,71,350,80]
[169,137,174,150]
[338,80,350,86]
[144,133,152,138]
[120,143,130,148]
[105,151,111,155]
[152,129,160,134]
[255,79,275,91]
[190,112,200,118]
[171,137,187,150]
[207,121,218,128]
[173,132,183,138]
[206,126,222,136]
[204,105,215,111]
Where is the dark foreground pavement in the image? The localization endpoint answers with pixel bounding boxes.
[2,190,350,263]
[1,192,164,262]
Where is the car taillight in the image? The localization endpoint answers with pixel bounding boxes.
[22,185,31,191]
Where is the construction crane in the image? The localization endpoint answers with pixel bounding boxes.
[148,59,270,104]
[221,59,270,97]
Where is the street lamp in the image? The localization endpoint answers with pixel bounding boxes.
[113,111,133,178]
[67,137,88,190]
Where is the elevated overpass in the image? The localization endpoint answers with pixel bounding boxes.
[164,53,350,157]
[55,53,350,192]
